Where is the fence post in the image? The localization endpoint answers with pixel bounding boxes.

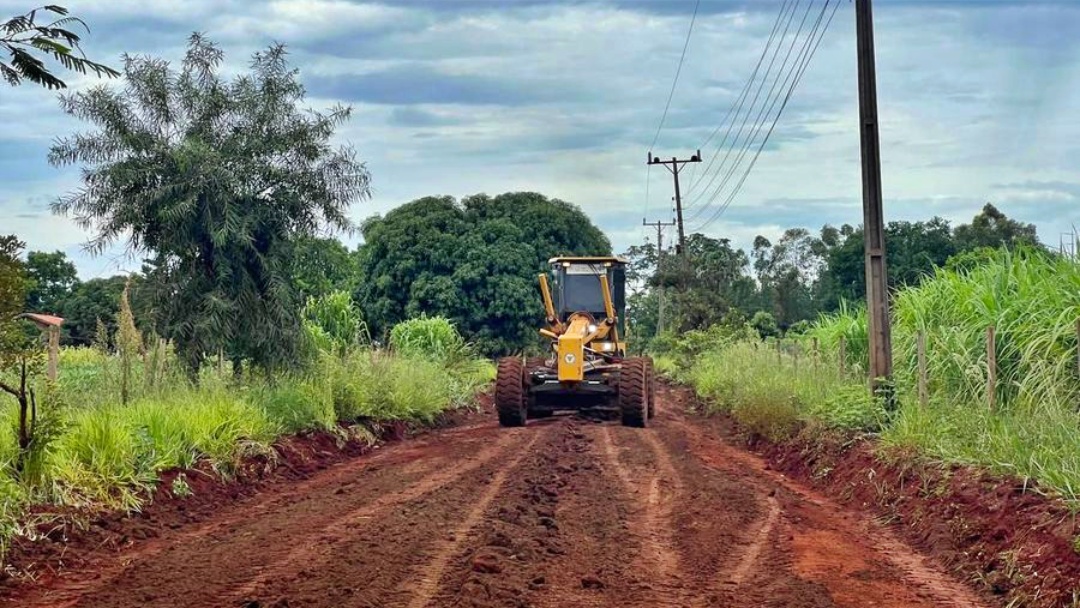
[776,338,782,368]
[839,335,847,377]
[986,325,997,409]
[793,342,800,373]
[917,330,928,408]
[47,325,59,382]
[812,337,820,373]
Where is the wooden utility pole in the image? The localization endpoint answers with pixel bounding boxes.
[643,218,676,335]
[647,151,701,257]
[855,0,893,398]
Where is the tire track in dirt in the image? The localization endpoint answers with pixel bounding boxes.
[402,427,546,608]
[226,426,534,604]
[598,426,689,606]
[421,419,642,608]
[642,402,811,608]
[724,494,781,587]
[521,422,631,608]
[666,393,990,608]
[38,424,524,608]
[16,439,447,608]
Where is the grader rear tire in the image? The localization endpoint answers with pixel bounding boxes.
[496,357,527,427]
[619,357,648,428]
[644,358,656,419]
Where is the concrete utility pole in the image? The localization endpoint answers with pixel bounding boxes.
[855,0,893,398]
[647,150,701,257]
[643,218,676,334]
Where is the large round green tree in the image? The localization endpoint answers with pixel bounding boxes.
[356,192,611,356]
[50,35,370,372]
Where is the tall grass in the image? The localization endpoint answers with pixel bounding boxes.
[810,249,1080,503]
[680,342,883,441]
[673,249,1080,505]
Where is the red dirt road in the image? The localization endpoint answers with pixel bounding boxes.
[9,386,993,608]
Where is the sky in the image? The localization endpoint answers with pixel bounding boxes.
[1,0,1079,278]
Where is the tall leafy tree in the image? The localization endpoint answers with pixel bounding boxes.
[58,275,125,346]
[356,192,610,355]
[953,203,1040,251]
[1,5,118,89]
[818,206,1039,310]
[49,35,370,372]
[24,250,78,314]
[291,236,359,302]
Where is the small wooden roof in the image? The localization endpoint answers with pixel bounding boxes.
[19,313,64,328]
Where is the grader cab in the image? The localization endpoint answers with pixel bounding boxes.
[495,256,655,428]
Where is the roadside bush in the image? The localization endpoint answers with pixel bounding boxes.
[46,388,277,510]
[680,341,863,442]
[302,291,368,357]
[254,378,336,433]
[390,316,469,363]
[807,385,887,432]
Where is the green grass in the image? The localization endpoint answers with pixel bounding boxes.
[678,341,880,442]
[675,248,1080,506]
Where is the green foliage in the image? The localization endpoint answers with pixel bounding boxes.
[49,389,277,509]
[0,235,48,467]
[750,311,778,340]
[807,385,887,432]
[953,203,1040,252]
[253,377,336,434]
[670,317,886,439]
[60,276,125,347]
[356,192,610,356]
[0,235,29,336]
[629,233,759,334]
[292,237,360,302]
[801,248,1080,503]
[171,474,192,499]
[389,316,468,362]
[0,5,118,89]
[23,250,77,314]
[50,35,370,372]
[302,291,368,357]
[116,281,141,405]
[325,352,455,423]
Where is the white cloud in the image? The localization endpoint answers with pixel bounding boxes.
[2,0,1080,269]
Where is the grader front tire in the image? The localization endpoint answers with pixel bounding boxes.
[619,358,648,428]
[496,357,527,427]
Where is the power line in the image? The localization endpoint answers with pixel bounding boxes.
[694,0,841,233]
[694,0,836,231]
[683,0,793,199]
[648,0,702,151]
[685,0,811,218]
[643,0,701,239]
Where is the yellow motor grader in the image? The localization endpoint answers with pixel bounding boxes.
[495,256,655,428]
